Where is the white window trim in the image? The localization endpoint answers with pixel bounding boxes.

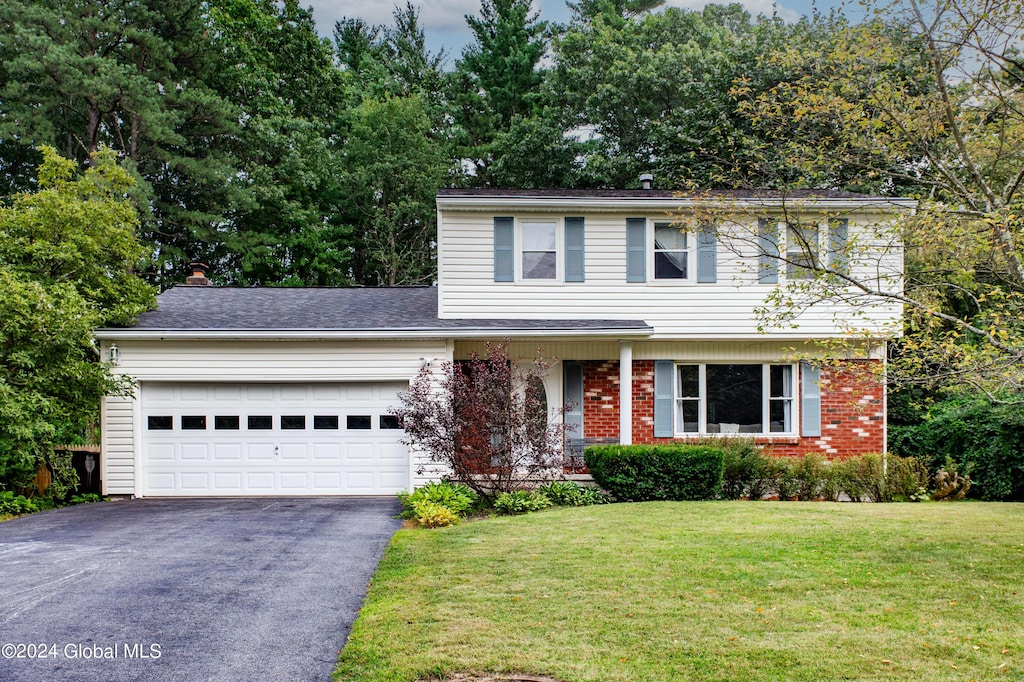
[515,216,563,283]
[673,362,798,436]
[649,219,695,285]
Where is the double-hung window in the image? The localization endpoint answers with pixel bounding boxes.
[786,224,819,280]
[495,217,584,282]
[653,221,690,280]
[521,220,557,280]
[674,363,795,435]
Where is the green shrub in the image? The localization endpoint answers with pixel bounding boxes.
[584,445,723,502]
[0,491,39,516]
[837,454,888,502]
[718,439,766,499]
[820,463,843,502]
[412,500,460,528]
[70,493,102,505]
[764,457,798,500]
[493,490,552,515]
[792,454,829,501]
[537,481,610,506]
[889,394,1024,501]
[887,456,931,502]
[397,481,478,520]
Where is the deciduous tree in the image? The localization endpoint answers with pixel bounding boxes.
[0,148,155,493]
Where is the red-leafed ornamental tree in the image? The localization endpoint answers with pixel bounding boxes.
[391,342,569,499]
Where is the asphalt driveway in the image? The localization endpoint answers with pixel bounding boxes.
[0,497,402,681]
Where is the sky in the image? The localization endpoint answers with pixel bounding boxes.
[303,0,851,59]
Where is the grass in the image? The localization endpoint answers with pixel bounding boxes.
[334,502,1024,682]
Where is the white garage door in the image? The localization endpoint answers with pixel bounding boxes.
[140,382,409,496]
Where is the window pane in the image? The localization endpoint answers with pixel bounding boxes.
[281,415,306,430]
[214,415,240,430]
[379,415,402,430]
[770,400,791,432]
[678,365,699,398]
[654,224,687,251]
[181,415,206,430]
[522,251,556,279]
[654,251,686,279]
[248,415,272,430]
[706,365,762,432]
[147,416,173,430]
[347,415,372,430]
[770,365,793,397]
[654,224,687,279]
[522,222,556,250]
[678,399,699,433]
[313,415,339,430]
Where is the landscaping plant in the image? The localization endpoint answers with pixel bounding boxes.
[584,444,723,501]
[397,481,479,527]
[493,490,552,515]
[392,342,569,500]
[717,438,765,499]
[537,480,609,506]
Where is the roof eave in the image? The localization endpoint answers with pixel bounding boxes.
[436,195,919,212]
[94,326,655,341]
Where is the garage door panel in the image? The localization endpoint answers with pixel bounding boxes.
[213,444,242,461]
[246,443,275,461]
[180,472,211,490]
[147,473,176,492]
[246,472,275,490]
[141,382,409,496]
[180,443,210,461]
[213,472,243,490]
[279,443,309,461]
[312,444,341,461]
[149,444,175,462]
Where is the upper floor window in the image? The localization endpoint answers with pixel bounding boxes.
[627,218,715,283]
[493,217,585,283]
[521,220,557,279]
[786,224,819,280]
[653,221,690,279]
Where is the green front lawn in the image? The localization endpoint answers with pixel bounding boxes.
[335,502,1024,681]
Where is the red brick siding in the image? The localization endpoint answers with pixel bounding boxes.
[578,359,884,459]
[767,361,885,459]
[582,360,619,439]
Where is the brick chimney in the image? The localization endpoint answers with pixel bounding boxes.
[186,262,211,286]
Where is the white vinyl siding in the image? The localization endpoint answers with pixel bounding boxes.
[101,393,137,495]
[437,209,902,338]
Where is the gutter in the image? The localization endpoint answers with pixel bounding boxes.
[94,326,656,341]
[436,196,919,213]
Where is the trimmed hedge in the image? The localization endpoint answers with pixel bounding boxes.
[584,444,724,501]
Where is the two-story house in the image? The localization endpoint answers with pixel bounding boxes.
[95,187,913,497]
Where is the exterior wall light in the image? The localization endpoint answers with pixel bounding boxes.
[108,343,120,366]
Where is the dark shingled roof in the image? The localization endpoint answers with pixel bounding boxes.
[437,188,877,200]
[116,286,651,333]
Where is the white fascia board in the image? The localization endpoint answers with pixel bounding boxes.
[435,196,918,213]
[94,327,655,341]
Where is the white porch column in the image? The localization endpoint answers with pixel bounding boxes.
[619,341,633,445]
